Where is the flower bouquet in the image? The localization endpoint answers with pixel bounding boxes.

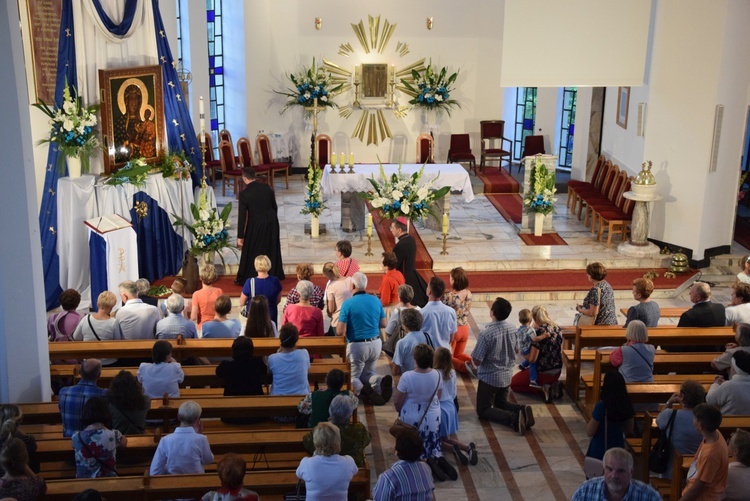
[32,83,101,174]
[157,150,194,180]
[359,161,451,222]
[400,63,460,116]
[103,158,151,189]
[173,180,236,267]
[275,58,343,115]
[300,164,326,217]
[523,156,557,215]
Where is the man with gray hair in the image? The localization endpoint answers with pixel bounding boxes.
[572,447,660,500]
[156,294,198,340]
[136,278,159,307]
[116,280,161,340]
[149,401,214,475]
[337,272,393,405]
[58,359,106,437]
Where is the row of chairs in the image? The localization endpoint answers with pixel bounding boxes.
[446,120,545,175]
[314,133,436,166]
[567,156,634,247]
[199,130,289,197]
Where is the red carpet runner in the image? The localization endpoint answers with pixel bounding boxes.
[519,233,567,246]
[477,167,520,194]
[486,194,523,224]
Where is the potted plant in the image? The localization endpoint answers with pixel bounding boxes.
[300,163,327,238]
[523,155,557,236]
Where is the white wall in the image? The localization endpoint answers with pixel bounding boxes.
[245,0,505,166]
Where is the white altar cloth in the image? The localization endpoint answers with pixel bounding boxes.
[321,163,475,203]
[57,173,195,308]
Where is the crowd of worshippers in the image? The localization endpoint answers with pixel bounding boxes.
[21,256,750,498]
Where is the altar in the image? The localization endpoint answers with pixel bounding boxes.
[321,163,474,231]
[56,173,194,308]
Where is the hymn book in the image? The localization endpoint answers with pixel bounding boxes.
[84,214,132,234]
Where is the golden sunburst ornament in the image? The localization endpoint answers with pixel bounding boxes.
[323,15,425,146]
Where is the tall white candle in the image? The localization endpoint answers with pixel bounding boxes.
[199,96,205,130]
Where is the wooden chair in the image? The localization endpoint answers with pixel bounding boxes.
[479,120,512,172]
[567,155,605,212]
[256,134,290,189]
[236,137,271,186]
[196,132,221,185]
[447,134,476,173]
[518,135,545,173]
[596,177,635,247]
[218,139,244,198]
[316,134,332,168]
[416,133,434,164]
[586,169,627,233]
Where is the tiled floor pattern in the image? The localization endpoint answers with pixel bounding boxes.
[209,172,748,500]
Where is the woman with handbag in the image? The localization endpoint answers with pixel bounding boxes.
[383,284,420,359]
[654,379,705,478]
[392,343,456,482]
[575,262,617,326]
[72,291,123,366]
[584,372,634,477]
[72,397,127,478]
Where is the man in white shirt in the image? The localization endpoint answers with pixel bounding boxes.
[726,283,750,326]
[149,401,214,475]
[419,277,457,350]
[156,294,197,340]
[116,280,161,340]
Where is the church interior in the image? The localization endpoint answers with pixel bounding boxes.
[1,0,750,499]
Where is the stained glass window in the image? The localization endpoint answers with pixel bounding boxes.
[514,88,537,160]
[206,0,224,156]
[558,88,577,168]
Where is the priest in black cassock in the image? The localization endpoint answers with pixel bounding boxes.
[235,167,285,283]
[390,216,428,307]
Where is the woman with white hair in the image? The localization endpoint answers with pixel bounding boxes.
[149,401,214,475]
[296,422,358,501]
[303,394,370,467]
[72,291,123,366]
[610,320,655,382]
[282,280,324,337]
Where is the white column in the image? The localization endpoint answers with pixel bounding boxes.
[0,0,52,403]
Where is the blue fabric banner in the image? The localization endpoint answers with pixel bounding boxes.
[90,0,138,35]
[89,232,108,312]
[129,192,184,282]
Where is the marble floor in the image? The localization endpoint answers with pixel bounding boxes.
[210,172,748,500]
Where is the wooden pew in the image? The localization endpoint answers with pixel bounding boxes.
[619,307,689,318]
[53,361,351,389]
[581,350,719,416]
[19,395,304,429]
[43,468,372,500]
[48,336,347,363]
[563,326,733,399]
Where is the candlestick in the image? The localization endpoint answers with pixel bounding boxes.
[366,213,373,237]
[199,96,204,113]
[339,152,346,173]
[330,152,337,167]
[349,152,354,166]
[440,232,449,255]
[442,212,449,234]
[200,132,206,145]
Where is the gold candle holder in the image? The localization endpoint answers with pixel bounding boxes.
[353,81,361,109]
[365,233,373,256]
[440,232,449,255]
[200,141,207,184]
[347,162,355,174]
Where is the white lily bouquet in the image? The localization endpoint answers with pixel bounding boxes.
[301,164,326,217]
[360,162,450,221]
[523,156,557,215]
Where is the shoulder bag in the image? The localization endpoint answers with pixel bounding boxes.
[390,372,440,438]
[240,278,256,317]
[575,286,601,326]
[382,308,408,358]
[648,408,677,474]
[87,315,102,341]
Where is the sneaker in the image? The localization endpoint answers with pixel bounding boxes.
[515,409,527,436]
[437,456,458,481]
[453,444,468,466]
[464,361,478,378]
[468,442,479,466]
[427,457,448,482]
[518,364,529,371]
[542,384,552,403]
[380,375,393,403]
[529,380,542,389]
[360,382,385,406]
[524,405,535,429]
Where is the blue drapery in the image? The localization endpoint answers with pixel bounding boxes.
[152,0,203,184]
[129,192,184,283]
[39,0,77,310]
[88,232,108,312]
[90,0,138,35]
[40,0,201,309]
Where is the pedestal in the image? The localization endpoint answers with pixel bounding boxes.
[424,194,451,231]
[618,191,663,257]
[340,192,366,232]
[520,155,558,234]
